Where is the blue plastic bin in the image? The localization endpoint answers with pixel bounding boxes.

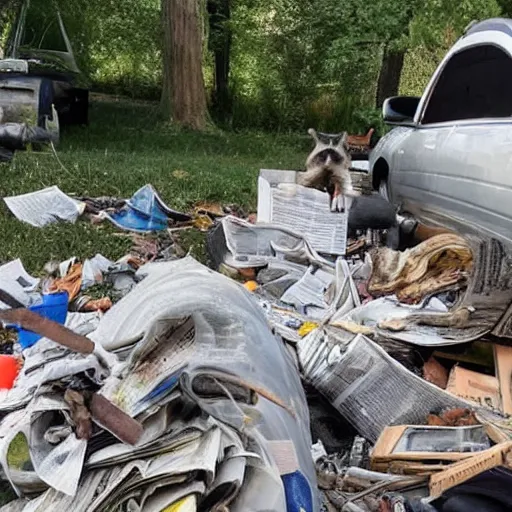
[17,292,69,349]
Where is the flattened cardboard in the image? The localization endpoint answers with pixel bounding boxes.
[446,365,501,410]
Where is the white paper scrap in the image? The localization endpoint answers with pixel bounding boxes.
[4,186,85,227]
[0,259,41,309]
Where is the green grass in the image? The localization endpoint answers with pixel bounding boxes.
[0,96,310,272]
[0,96,310,506]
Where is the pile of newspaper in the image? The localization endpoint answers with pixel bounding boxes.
[0,257,318,511]
[207,169,512,510]
[208,170,476,436]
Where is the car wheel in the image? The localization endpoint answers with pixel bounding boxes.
[378,178,390,201]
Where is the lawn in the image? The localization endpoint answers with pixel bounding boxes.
[0,96,310,272]
[0,96,312,505]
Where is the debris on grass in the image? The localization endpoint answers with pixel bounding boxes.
[1,140,512,511]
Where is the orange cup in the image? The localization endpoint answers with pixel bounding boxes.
[0,355,20,389]
[244,280,259,292]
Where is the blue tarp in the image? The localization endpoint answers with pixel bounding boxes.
[105,184,191,233]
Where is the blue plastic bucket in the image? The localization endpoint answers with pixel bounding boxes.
[17,292,69,349]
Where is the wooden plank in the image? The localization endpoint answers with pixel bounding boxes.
[371,425,406,458]
[430,442,512,498]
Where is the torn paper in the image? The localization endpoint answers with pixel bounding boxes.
[0,259,40,309]
[281,266,334,310]
[4,186,85,227]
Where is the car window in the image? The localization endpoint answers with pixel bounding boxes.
[422,45,512,124]
[20,3,67,52]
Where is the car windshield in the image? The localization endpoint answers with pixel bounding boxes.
[5,0,80,75]
[20,4,67,53]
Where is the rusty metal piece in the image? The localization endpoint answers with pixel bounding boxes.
[89,393,143,445]
[346,129,374,149]
[427,408,480,427]
[423,357,449,389]
[64,389,93,440]
[0,308,95,354]
[346,239,366,256]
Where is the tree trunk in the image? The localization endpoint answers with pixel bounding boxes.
[161,0,208,130]
[160,0,172,115]
[375,45,405,108]
[208,0,231,119]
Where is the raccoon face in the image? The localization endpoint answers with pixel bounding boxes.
[310,148,346,168]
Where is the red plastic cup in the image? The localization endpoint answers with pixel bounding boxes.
[0,355,20,389]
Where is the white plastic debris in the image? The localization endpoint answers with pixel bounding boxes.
[311,440,327,463]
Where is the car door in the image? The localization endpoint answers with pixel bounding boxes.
[391,42,512,242]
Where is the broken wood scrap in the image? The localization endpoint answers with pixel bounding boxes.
[0,307,95,354]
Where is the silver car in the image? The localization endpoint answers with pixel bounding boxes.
[369,18,512,245]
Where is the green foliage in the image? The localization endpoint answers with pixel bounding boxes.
[409,0,501,50]
[228,0,383,131]
[1,0,509,131]
[400,46,445,96]
[0,0,22,56]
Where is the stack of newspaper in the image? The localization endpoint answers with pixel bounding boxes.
[0,257,318,511]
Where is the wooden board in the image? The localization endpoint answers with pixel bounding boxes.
[430,441,512,498]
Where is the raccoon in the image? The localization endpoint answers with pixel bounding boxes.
[297,128,359,212]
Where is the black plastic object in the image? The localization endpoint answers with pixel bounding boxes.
[431,467,512,512]
[348,194,397,231]
[383,96,421,124]
[0,123,29,150]
[0,123,54,152]
[37,78,54,127]
[0,148,14,163]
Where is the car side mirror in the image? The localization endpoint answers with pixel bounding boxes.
[383,96,420,125]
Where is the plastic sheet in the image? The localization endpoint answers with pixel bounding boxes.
[393,426,490,453]
[105,185,191,233]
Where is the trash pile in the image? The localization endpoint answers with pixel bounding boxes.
[202,133,512,510]
[0,258,317,511]
[0,129,512,511]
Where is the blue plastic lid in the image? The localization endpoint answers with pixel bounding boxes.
[17,291,69,350]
